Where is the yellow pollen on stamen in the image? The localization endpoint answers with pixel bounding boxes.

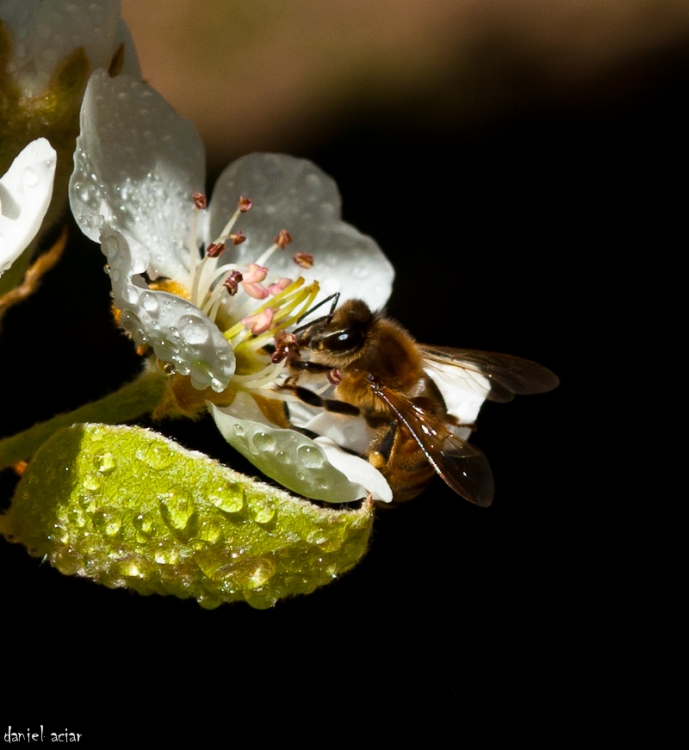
[238,281,320,354]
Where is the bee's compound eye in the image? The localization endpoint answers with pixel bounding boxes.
[323,327,365,352]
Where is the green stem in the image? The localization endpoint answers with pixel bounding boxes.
[0,366,166,470]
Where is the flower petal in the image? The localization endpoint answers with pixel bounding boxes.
[210,401,391,503]
[425,362,489,437]
[70,70,204,282]
[1,0,138,98]
[0,138,56,277]
[314,436,392,503]
[208,154,394,312]
[102,226,235,392]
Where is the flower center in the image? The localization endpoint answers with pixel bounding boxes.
[185,194,320,384]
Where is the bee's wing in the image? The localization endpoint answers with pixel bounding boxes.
[371,381,495,507]
[421,346,560,404]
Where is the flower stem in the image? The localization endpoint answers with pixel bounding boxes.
[0,366,166,470]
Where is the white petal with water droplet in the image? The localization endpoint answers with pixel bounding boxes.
[102,225,235,392]
[209,154,394,313]
[210,401,391,503]
[70,70,204,282]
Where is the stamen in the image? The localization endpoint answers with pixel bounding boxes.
[293,252,313,268]
[275,229,292,249]
[214,196,252,245]
[243,283,270,300]
[242,308,275,335]
[240,282,320,354]
[242,264,268,284]
[230,230,246,246]
[268,278,292,295]
[190,255,210,306]
[254,242,280,268]
[232,360,286,389]
[272,332,299,363]
[224,270,243,296]
[188,195,205,278]
[206,242,226,258]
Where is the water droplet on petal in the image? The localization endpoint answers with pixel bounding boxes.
[140,292,159,315]
[253,432,276,453]
[297,445,325,469]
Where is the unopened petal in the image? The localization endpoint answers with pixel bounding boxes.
[70,70,204,282]
[210,402,390,503]
[1,0,139,98]
[102,226,235,392]
[0,138,56,277]
[208,154,394,314]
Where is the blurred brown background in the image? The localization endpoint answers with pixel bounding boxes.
[123,0,689,167]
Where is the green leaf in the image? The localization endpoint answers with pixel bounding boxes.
[0,424,373,609]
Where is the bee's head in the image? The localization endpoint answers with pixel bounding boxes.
[297,298,374,361]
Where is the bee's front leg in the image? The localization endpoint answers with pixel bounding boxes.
[278,383,360,416]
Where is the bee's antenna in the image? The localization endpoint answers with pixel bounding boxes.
[296,292,340,325]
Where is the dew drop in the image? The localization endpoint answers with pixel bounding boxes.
[159,492,195,531]
[154,545,179,565]
[178,314,210,345]
[132,512,157,537]
[297,445,325,469]
[137,445,175,471]
[275,450,292,465]
[114,559,143,578]
[210,483,245,513]
[140,291,159,315]
[83,473,102,492]
[95,452,116,474]
[197,518,222,543]
[253,432,276,453]
[53,549,82,576]
[244,588,278,609]
[92,509,122,537]
[251,500,276,524]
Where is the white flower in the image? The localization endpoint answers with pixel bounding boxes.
[0,0,139,97]
[0,138,56,278]
[69,69,395,503]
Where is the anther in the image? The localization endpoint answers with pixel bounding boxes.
[272,332,299,363]
[242,308,275,335]
[238,196,252,212]
[206,242,226,258]
[193,192,207,209]
[275,230,292,249]
[268,278,292,295]
[293,252,313,268]
[230,230,246,246]
[224,270,243,296]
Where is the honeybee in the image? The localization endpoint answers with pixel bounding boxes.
[277,296,559,506]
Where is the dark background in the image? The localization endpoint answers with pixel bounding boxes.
[1,42,684,739]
